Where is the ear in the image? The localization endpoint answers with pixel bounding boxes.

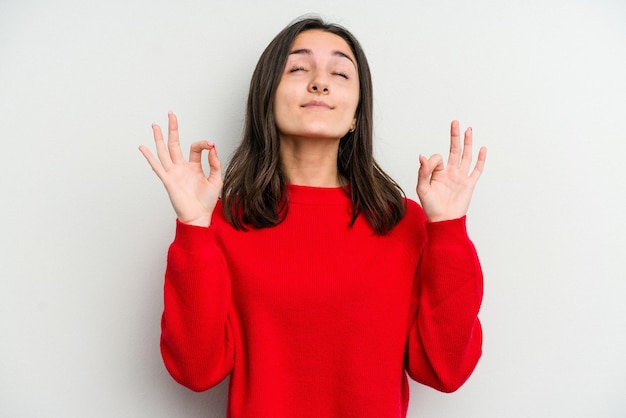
[349,118,356,132]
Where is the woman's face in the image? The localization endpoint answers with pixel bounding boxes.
[274,30,360,143]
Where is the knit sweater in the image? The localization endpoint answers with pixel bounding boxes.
[160,184,483,418]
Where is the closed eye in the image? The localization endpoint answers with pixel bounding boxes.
[333,71,349,79]
[289,66,306,73]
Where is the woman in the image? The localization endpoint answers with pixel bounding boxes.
[139,17,487,418]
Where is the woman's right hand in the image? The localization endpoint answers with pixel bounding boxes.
[139,112,222,227]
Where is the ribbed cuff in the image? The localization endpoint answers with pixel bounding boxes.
[173,219,217,253]
[425,216,470,246]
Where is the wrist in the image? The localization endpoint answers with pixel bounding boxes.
[177,214,212,228]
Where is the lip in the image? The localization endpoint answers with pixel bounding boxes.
[302,100,333,109]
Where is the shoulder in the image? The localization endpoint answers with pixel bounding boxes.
[379,198,428,246]
[402,197,427,225]
[211,199,231,230]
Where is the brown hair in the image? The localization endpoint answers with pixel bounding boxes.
[222,16,405,235]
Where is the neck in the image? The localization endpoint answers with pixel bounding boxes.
[280,136,342,187]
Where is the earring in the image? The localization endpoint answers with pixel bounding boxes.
[349,125,356,133]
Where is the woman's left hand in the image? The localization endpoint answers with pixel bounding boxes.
[416,120,487,222]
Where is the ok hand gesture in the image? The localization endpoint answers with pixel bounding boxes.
[139,112,222,227]
[417,121,487,222]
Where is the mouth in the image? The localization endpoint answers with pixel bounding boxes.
[302,100,333,110]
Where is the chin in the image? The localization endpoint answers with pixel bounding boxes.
[301,124,349,140]
[280,126,346,141]
[302,131,345,141]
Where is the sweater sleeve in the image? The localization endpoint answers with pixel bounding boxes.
[405,216,483,393]
[160,220,235,392]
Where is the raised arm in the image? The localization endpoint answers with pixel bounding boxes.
[405,121,486,391]
[139,113,234,390]
[160,219,235,391]
[405,216,483,392]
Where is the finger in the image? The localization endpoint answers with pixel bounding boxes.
[428,154,445,174]
[188,141,212,163]
[417,154,443,190]
[469,146,487,181]
[207,144,223,186]
[138,145,167,180]
[167,112,185,164]
[459,126,474,173]
[447,120,461,167]
[152,123,172,169]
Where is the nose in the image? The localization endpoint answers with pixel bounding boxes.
[310,84,328,93]
[308,72,329,94]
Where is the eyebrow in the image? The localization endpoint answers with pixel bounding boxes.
[288,48,357,68]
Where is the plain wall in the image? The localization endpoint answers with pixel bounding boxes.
[1,0,625,416]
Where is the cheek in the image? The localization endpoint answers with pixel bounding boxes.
[274,84,296,113]
[345,88,360,116]
[344,79,360,103]
[273,88,288,121]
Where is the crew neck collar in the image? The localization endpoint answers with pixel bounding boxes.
[286,184,350,205]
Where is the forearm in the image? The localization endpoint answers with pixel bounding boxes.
[405,216,483,392]
[160,220,234,391]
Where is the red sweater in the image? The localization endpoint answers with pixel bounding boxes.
[160,185,483,418]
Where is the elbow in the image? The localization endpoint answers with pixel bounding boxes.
[437,319,483,392]
[433,370,473,393]
[176,375,214,393]
[406,328,483,393]
[182,378,220,393]
[160,340,232,392]
[433,348,482,393]
[162,354,229,392]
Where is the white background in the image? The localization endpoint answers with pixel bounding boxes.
[1,0,625,417]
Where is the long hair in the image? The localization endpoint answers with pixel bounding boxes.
[222,16,405,235]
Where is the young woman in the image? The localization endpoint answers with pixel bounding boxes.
[139,17,487,418]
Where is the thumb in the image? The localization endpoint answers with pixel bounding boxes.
[207,144,223,184]
[416,154,432,194]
